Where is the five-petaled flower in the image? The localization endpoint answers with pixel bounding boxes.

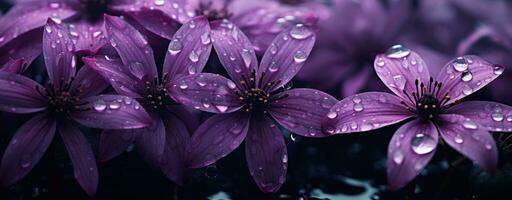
[168,20,337,193]
[0,19,153,197]
[84,15,212,184]
[322,45,512,190]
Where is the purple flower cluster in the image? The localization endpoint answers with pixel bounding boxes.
[0,0,511,197]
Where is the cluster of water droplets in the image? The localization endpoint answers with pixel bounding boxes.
[375,45,420,91]
[92,96,136,112]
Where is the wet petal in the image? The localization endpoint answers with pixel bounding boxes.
[161,113,192,185]
[43,19,77,89]
[98,129,136,162]
[104,15,158,80]
[68,20,107,56]
[438,114,498,173]
[163,16,211,80]
[0,29,42,68]
[83,48,143,98]
[210,20,258,89]
[446,101,512,132]
[374,46,430,105]
[123,7,181,40]
[0,114,56,186]
[0,71,47,113]
[71,65,109,98]
[168,73,245,114]
[322,92,412,134]
[135,113,166,167]
[258,24,316,92]
[110,0,193,24]
[0,58,27,73]
[245,115,287,193]
[387,119,438,191]
[436,55,504,104]
[269,89,337,137]
[71,95,152,129]
[58,121,98,197]
[188,111,250,168]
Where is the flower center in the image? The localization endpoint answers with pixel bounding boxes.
[196,1,232,21]
[139,77,175,112]
[37,79,86,117]
[235,70,287,113]
[402,78,451,120]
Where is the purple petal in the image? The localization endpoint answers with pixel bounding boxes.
[83,49,143,98]
[322,92,412,134]
[245,115,287,193]
[269,89,337,137]
[438,114,498,173]
[446,101,512,132]
[0,114,56,186]
[210,20,259,89]
[161,113,192,185]
[257,24,316,92]
[188,111,250,168]
[374,47,430,105]
[71,95,152,129]
[163,16,211,80]
[168,73,245,114]
[109,0,193,24]
[58,121,98,197]
[70,65,109,98]
[436,55,504,104]
[104,15,158,80]
[0,71,47,113]
[43,19,77,89]
[68,20,107,56]
[166,105,200,134]
[123,7,181,40]
[135,113,166,167]
[387,119,438,191]
[0,58,27,73]
[98,129,136,162]
[0,29,42,67]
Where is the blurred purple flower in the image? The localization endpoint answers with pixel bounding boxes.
[0,0,182,65]
[322,45,511,190]
[168,21,337,193]
[83,15,209,184]
[0,58,26,73]
[297,0,410,96]
[0,19,152,196]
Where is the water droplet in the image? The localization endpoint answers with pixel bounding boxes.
[128,62,145,79]
[454,134,464,144]
[293,50,307,63]
[485,143,493,150]
[201,32,211,44]
[350,122,358,130]
[327,111,337,119]
[281,154,288,163]
[289,24,313,40]
[269,43,278,54]
[385,44,410,59]
[215,105,228,113]
[410,133,436,154]
[453,57,468,72]
[493,65,504,75]
[461,70,473,82]
[49,2,60,8]
[268,61,278,72]
[378,94,387,103]
[188,50,199,62]
[353,103,364,112]
[229,123,243,135]
[45,26,52,33]
[506,114,512,122]
[109,101,121,110]
[168,39,182,55]
[352,95,361,103]
[154,0,165,6]
[195,75,207,87]
[179,82,188,89]
[462,119,478,130]
[393,150,404,164]
[392,75,406,90]
[376,58,385,67]
[93,99,107,111]
[92,31,102,38]
[491,112,504,122]
[462,84,473,95]
[241,48,252,67]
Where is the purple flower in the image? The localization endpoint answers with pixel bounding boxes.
[0,0,181,65]
[322,45,511,190]
[174,0,321,53]
[168,21,337,193]
[0,19,152,197]
[296,0,410,96]
[83,15,210,184]
[0,58,27,73]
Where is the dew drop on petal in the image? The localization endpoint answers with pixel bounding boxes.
[168,39,182,55]
[461,70,473,82]
[201,32,211,44]
[492,112,504,122]
[353,103,364,112]
[227,80,236,89]
[485,143,493,150]
[268,61,279,72]
[462,119,478,130]
[454,134,464,144]
[493,64,505,75]
[385,44,410,59]
[215,105,228,113]
[392,75,406,90]
[293,50,307,63]
[376,58,385,67]
[154,0,165,6]
[453,57,468,72]
[93,99,107,111]
[327,111,337,119]
[281,154,288,163]
[393,150,404,165]
[269,43,278,54]
[410,133,436,154]
[352,95,362,103]
[462,84,473,95]
[241,48,252,67]
[188,50,199,62]
[109,101,121,110]
[229,123,243,135]
[128,62,145,79]
[289,24,313,40]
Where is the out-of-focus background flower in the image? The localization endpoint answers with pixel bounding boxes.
[1,0,512,199]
